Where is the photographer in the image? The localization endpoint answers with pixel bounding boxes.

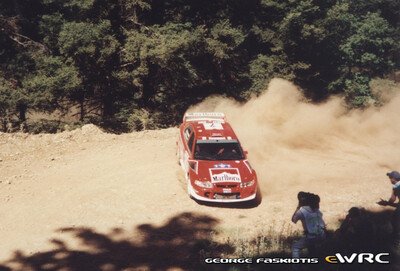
[377,171,400,252]
[291,192,326,258]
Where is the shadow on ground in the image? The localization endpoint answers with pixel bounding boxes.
[248,207,399,271]
[0,212,233,271]
[1,208,399,271]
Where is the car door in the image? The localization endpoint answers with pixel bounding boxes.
[183,126,196,173]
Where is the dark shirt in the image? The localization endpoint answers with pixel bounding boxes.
[393,182,400,197]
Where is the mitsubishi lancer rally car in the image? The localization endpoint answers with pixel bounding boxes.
[177,112,258,203]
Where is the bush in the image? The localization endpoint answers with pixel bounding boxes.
[26,119,84,134]
[127,109,156,131]
[344,73,374,107]
[26,119,65,134]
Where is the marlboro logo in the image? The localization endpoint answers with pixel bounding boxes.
[209,168,241,183]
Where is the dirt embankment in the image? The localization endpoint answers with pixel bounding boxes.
[0,79,399,267]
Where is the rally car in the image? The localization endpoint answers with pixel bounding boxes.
[177,112,258,203]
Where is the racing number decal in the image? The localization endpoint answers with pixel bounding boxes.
[200,121,223,130]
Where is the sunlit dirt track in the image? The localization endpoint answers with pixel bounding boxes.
[1,79,399,269]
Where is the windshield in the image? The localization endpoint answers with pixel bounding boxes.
[194,141,245,161]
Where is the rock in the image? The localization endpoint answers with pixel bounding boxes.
[81,124,103,135]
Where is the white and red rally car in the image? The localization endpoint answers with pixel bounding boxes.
[177,112,258,203]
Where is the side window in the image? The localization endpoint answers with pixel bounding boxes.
[188,133,195,153]
[184,126,192,142]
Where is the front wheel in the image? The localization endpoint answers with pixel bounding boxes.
[249,186,262,207]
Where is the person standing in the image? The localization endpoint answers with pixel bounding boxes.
[377,171,400,251]
[291,193,326,258]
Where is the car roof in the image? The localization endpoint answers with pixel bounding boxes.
[192,120,238,140]
[183,112,239,141]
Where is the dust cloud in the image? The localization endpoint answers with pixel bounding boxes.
[188,78,400,200]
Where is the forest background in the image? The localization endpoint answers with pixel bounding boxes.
[0,0,399,133]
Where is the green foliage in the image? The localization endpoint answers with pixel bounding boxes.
[120,0,151,25]
[0,0,399,132]
[248,54,296,95]
[58,20,119,64]
[127,108,154,131]
[57,19,120,118]
[63,0,94,10]
[22,56,81,112]
[26,119,66,134]
[205,20,246,60]
[340,12,397,76]
[344,73,373,107]
[39,13,65,49]
[0,75,14,117]
[42,0,94,10]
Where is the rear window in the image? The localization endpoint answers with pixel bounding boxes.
[194,140,244,161]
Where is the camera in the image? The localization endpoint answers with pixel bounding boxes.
[297,191,320,209]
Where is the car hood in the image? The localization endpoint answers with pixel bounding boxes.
[195,160,254,183]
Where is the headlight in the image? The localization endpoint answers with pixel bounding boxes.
[194,180,213,188]
[240,180,255,188]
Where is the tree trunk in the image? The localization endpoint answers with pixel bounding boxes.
[102,90,113,119]
[1,117,6,132]
[17,103,27,122]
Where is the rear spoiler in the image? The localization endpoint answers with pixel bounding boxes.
[183,112,226,122]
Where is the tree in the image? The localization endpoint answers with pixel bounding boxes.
[339,12,398,106]
[120,23,204,123]
[22,55,81,113]
[1,0,399,132]
[0,74,15,124]
[58,20,120,119]
[340,12,397,77]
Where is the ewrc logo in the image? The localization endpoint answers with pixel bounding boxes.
[325,253,389,264]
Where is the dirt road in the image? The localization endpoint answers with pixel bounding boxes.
[0,79,399,269]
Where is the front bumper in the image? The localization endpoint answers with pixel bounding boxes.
[188,182,257,203]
